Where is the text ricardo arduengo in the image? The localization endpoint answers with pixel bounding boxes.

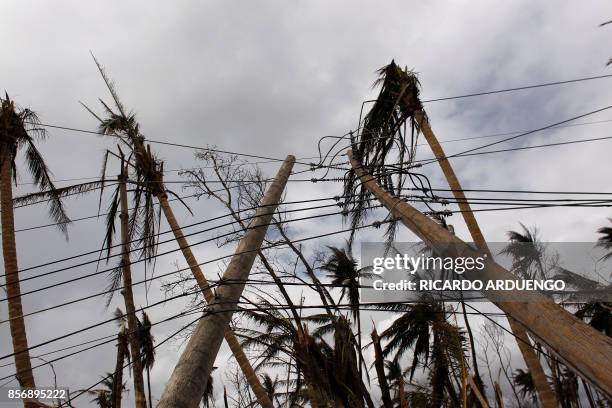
[370,253,566,292]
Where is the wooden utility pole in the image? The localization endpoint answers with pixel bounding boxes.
[157,155,295,408]
[118,163,147,408]
[156,184,276,408]
[347,150,612,397]
[415,111,558,408]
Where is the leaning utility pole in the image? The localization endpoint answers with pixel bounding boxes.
[347,150,612,397]
[157,155,295,408]
[415,111,557,408]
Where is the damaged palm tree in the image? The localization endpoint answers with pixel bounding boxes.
[343,61,425,248]
[0,95,72,408]
[346,147,612,397]
[83,55,275,408]
[343,61,557,407]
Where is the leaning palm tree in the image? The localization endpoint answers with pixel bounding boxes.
[13,148,153,408]
[380,301,463,407]
[0,95,71,405]
[84,56,273,407]
[343,61,557,408]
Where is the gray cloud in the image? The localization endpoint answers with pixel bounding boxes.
[2,0,612,406]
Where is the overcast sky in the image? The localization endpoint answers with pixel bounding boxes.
[2,1,612,406]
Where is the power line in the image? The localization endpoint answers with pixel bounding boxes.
[445,135,612,160]
[5,193,610,290]
[401,187,612,195]
[0,295,507,380]
[7,191,609,286]
[24,117,612,186]
[0,208,395,304]
[421,73,612,103]
[0,201,381,292]
[4,194,365,280]
[10,195,346,272]
[3,196,609,323]
[29,121,327,168]
[418,104,612,166]
[415,118,612,146]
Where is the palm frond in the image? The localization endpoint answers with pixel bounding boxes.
[91,52,128,118]
[596,218,612,260]
[342,61,424,244]
[13,180,105,206]
[102,185,121,261]
[104,259,124,308]
[24,137,71,237]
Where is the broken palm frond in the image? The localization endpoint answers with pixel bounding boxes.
[342,61,428,247]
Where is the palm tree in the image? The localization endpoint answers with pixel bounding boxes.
[500,224,548,279]
[0,94,71,405]
[139,311,156,408]
[384,359,408,408]
[112,308,130,408]
[13,149,153,408]
[502,225,560,405]
[103,155,148,408]
[320,244,373,376]
[88,373,126,408]
[84,56,274,408]
[380,301,463,407]
[239,295,375,407]
[575,301,611,336]
[343,61,556,408]
[371,328,393,408]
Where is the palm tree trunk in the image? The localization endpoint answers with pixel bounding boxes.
[157,156,294,408]
[113,331,127,408]
[468,376,490,408]
[118,170,147,408]
[347,149,612,397]
[1,151,37,408]
[154,191,274,408]
[371,328,393,408]
[356,308,365,380]
[147,367,153,408]
[398,376,408,408]
[414,111,557,408]
[461,295,485,398]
